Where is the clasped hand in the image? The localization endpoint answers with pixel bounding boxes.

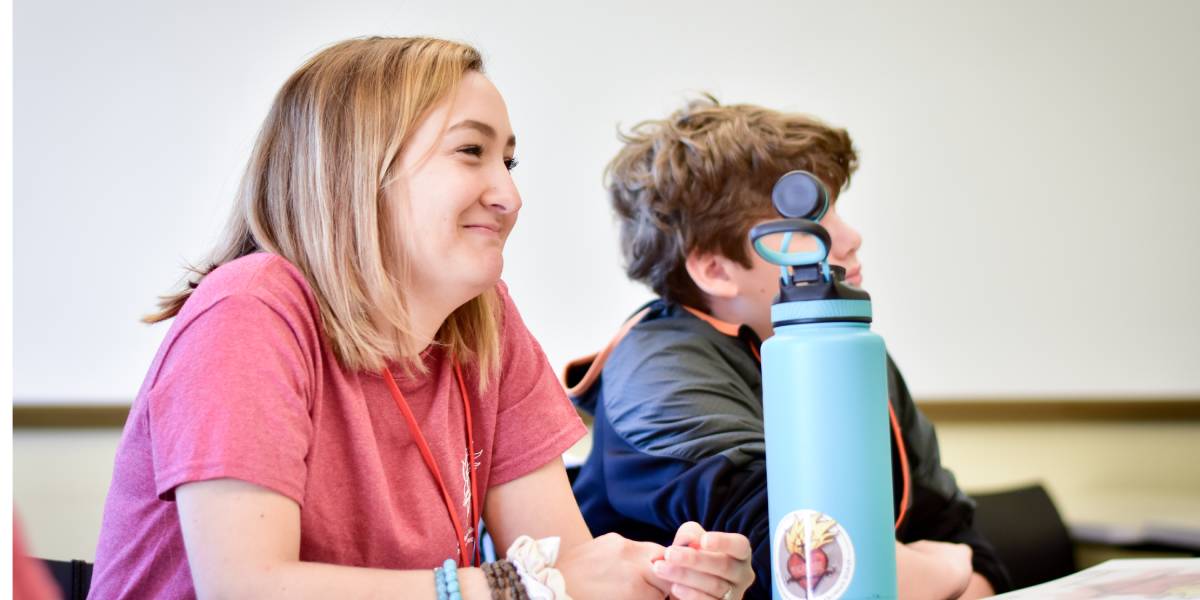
[557,522,754,600]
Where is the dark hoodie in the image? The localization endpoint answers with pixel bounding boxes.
[567,300,1011,599]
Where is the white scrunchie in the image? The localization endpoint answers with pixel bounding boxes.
[505,535,573,600]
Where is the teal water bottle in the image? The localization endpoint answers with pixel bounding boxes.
[751,171,897,600]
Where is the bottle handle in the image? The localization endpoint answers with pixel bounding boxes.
[749,219,831,267]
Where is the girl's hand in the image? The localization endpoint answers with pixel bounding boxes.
[652,521,755,600]
[557,532,672,600]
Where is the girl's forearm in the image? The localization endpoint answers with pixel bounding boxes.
[194,561,490,600]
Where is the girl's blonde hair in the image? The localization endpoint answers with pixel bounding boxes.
[146,36,501,385]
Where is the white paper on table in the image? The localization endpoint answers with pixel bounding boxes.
[991,558,1200,599]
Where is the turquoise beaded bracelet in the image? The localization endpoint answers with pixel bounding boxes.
[436,559,462,600]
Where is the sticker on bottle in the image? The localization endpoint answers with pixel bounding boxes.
[774,509,855,599]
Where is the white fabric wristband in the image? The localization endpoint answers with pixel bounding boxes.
[505,535,572,600]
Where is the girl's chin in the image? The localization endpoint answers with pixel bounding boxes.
[465,257,504,290]
[421,251,503,296]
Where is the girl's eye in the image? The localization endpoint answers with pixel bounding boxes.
[458,145,516,171]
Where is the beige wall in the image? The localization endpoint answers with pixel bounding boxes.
[15,418,1200,563]
[943,421,1200,492]
[14,429,121,561]
[933,420,1200,531]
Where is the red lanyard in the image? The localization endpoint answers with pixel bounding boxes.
[381,359,480,567]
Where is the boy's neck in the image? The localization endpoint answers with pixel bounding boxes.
[702,295,774,343]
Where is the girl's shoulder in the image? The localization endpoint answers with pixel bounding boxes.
[183,253,319,322]
[139,253,327,400]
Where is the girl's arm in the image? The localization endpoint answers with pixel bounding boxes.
[484,456,755,600]
[177,478,490,599]
[177,466,670,600]
[480,456,591,551]
[178,458,754,600]
[483,456,669,600]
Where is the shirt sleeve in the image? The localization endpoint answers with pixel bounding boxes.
[487,284,587,486]
[888,359,1013,593]
[598,328,775,599]
[145,293,314,505]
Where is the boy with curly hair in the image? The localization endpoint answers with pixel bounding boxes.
[567,97,1011,599]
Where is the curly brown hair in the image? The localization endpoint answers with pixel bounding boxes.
[606,96,859,310]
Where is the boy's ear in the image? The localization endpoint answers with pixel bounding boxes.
[685,250,741,299]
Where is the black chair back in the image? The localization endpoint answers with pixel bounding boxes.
[41,559,93,600]
[971,484,1077,590]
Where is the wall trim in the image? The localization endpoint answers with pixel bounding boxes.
[14,405,132,428]
[918,398,1200,422]
[13,397,1200,428]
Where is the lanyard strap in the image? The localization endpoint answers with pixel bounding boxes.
[382,359,480,567]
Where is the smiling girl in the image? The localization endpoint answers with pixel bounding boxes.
[88,37,754,600]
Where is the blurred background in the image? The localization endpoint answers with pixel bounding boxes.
[12,0,1199,579]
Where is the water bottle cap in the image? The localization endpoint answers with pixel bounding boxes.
[770,265,873,325]
[772,170,829,221]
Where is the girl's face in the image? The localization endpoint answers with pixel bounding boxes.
[385,72,521,305]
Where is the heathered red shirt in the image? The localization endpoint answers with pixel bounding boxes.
[89,253,586,599]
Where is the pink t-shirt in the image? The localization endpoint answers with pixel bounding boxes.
[89,254,586,599]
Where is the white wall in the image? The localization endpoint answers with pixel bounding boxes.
[14,0,1200,403]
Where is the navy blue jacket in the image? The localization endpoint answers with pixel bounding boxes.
[568,300,1011,599]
